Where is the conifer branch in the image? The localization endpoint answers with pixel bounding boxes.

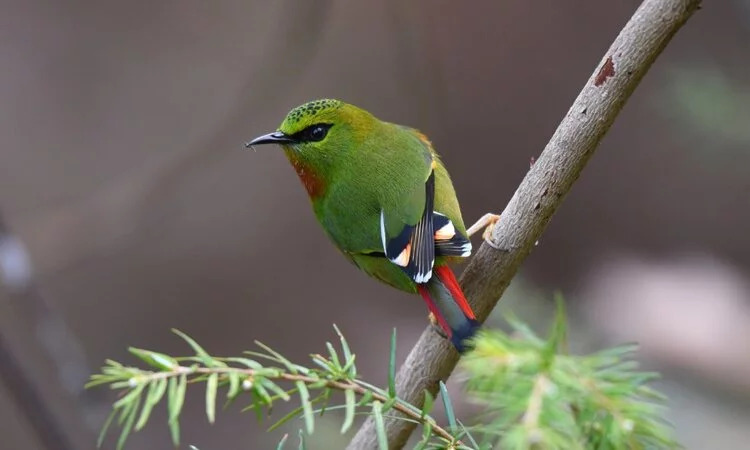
[347,0,702,448]
[105,367,460,445]
[89,327,469,450]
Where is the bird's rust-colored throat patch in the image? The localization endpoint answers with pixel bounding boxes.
[287,153,326,199]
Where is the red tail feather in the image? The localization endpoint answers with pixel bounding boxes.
[417,285,451,335]
[433,265,476,320]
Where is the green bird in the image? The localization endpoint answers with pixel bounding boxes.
[246,99,498,352]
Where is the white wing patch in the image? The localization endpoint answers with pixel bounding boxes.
[379,209,387,253]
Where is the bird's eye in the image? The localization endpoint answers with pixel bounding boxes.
[301,124,331,142]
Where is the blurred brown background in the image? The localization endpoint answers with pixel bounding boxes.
[1,1,749,449]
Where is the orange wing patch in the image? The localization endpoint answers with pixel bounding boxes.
[394,242,412,267]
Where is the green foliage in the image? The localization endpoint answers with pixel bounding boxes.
[89,303,678,449]
[88,325,465,450]
[460,299,678,449]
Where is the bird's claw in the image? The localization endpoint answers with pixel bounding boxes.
[428,312,449,340]
[466,213,501,249]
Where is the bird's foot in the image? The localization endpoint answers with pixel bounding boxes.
[466,213,501,249]
[428,313,449,339]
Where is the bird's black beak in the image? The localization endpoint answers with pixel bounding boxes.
[245,131,295,148]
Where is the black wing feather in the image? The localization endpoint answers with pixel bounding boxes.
[382,171,436,284]
[433,213,472,257]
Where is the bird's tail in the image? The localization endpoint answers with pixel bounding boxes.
[416,265,480,352]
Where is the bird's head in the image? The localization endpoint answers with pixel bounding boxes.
[246,99,375,159]
[246,99,377,197]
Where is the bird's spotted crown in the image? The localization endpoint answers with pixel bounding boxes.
[285,99,342,124]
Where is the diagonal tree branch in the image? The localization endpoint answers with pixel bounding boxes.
[347,0,702,448]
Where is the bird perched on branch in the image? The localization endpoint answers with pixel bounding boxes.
[246,99,498,352]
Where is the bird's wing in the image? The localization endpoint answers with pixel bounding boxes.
[380,169,435,283]
[377,133,470,284]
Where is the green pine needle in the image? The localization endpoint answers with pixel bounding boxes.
[97,410,116,448]
[205,373,218,424]
[388,328,397,398]
[439,381,458,435]
[372,401,388,450]
[342,389,356,433]
[172,329,224,368]
[276,433,288,450]
[296,381,314,434]
[297,429,307,450]
[421,390,435,420]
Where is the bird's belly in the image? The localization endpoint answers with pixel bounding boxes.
[349,253,416,293]
[314,192,382,254]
